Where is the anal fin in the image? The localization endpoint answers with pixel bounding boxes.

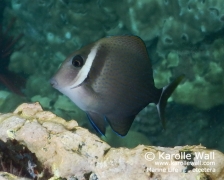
[86,112,106,136]
[106,115,136,136]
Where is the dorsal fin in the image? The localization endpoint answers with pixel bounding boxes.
[106,115,136,136]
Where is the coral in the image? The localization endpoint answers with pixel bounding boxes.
[0,103,223,179]
[8,51,34,75]
[25,75,53,98]
[0,90,24,113]
[2,0,224,110]
[31,95,52,109]
[0,14,25,95]
[109,0,224,54]
[154,37,224,109]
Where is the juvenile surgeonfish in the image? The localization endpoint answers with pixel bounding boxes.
[50,35,184,136]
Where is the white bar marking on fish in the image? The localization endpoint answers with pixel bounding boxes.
[70,43,99,88]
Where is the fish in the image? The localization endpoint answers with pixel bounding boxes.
[50,35,184,136]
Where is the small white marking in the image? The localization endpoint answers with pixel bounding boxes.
[70,43,99,88]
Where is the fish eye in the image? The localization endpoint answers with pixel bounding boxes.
[72,55,84,67]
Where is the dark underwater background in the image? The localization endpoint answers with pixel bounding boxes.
[0,0,224,152]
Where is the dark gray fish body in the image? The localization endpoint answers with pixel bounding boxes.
[50,35,183,136]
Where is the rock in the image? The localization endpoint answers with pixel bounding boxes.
[0,103,223,179]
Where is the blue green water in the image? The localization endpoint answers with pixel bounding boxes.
[0,0,224,152]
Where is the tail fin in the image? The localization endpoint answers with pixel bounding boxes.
[156,75,185,128]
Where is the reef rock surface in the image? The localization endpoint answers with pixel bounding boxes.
[0,103,223,180]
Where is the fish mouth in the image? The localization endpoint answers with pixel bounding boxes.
[50,78,58,88]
